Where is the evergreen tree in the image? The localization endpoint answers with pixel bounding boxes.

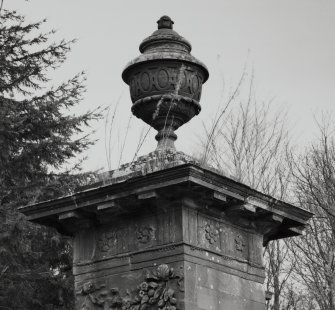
[0,9,100,309]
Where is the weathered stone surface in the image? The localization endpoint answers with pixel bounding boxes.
[70,199,267,309]
[184,262,265,310]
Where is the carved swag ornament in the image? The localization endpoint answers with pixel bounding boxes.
[77,264,183,310]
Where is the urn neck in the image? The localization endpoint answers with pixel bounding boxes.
[155,128,177,151]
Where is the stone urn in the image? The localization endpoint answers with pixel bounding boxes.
[122,16,209,150]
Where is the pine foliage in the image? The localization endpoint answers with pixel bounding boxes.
[0,9,100,309]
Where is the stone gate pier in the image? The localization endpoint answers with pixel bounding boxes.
[20,16,312,310]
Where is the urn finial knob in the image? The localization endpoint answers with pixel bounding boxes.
[157,15,174,29]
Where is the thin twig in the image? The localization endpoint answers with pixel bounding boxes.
[0,0,4,19]
[202,66,247,164]
[118,115,132,168]
[132,126,152,162]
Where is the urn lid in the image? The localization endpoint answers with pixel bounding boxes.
[122,16,209,83]
[139,15,192,53]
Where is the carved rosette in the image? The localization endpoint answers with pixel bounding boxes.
[98,230,117,254]
[204,223,219,245]
[122,16,208,150]
[136,225,155,245]
[235,234,246,252]
[76,264,183,310]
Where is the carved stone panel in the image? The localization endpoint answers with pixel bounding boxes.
[76,264,184,310]
[81,208,183,262]
[182,210,261,268]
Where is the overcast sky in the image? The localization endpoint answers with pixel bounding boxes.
[6,0,335,172]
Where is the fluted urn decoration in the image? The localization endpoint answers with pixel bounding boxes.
[122,16,209,150]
